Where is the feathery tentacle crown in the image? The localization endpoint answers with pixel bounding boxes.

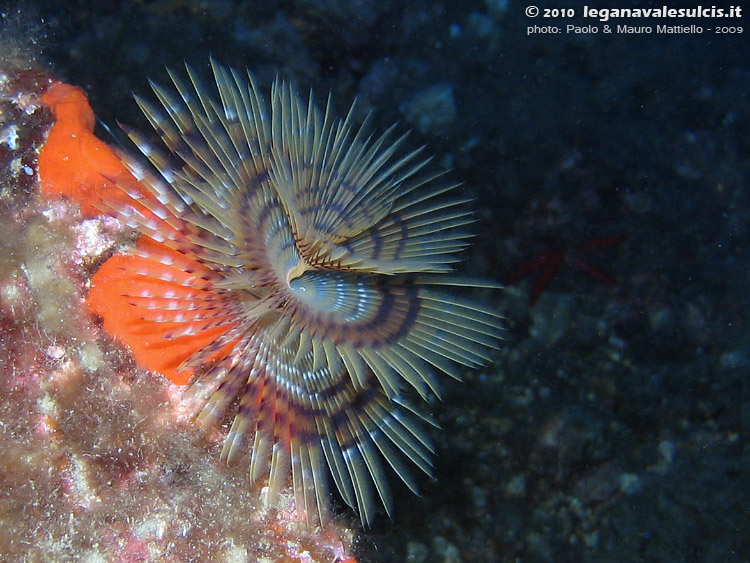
[91,59,502,526]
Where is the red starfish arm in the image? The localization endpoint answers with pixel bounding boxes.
[529,251,564,305]
[578,232,627,252]
[506,250,561,284]
[575,257,619,286]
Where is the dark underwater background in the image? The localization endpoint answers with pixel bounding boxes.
[17,0,750,560]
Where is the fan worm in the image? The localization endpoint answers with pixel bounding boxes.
[85,60,503,526]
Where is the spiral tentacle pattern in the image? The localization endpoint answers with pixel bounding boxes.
[87,60,503,526]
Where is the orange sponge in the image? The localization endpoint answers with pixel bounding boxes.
[38,81,236,385]
[39,82,138,216]
[86,237,238,385]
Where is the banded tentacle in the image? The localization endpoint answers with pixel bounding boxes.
[87,58,503,527]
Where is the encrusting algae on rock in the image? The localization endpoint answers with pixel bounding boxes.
[1,45,357,561]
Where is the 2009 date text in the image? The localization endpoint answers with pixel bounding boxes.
[527,24,743,35]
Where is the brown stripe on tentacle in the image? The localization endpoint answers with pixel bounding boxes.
[198,323,433,525]
[284,271,422,350]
